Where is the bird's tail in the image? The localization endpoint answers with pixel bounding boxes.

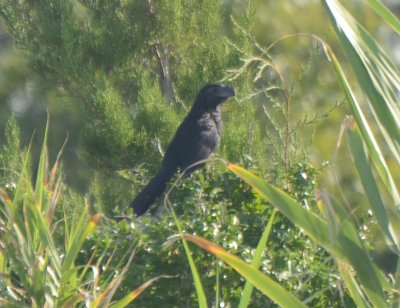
[130,164,177,216]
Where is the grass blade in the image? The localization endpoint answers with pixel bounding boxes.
[34,117,49,212]
[177,233,306,307]
[322,0,400,165]
[226,162,388,307]
[110,275,175,308]
[338,262,369,308]
[322,43,400,206]
[239,210,277,308]
[365,0,400,34]
[62,214,101,273]
[165,196,208,308]
[346,123,399,252]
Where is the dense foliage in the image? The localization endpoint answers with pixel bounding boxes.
[0,0,399,307]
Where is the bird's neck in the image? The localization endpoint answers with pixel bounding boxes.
[188,104,220,118]
[210,106,221,119]
[210,106,222,132]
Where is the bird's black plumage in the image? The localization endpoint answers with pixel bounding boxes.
[130,83,235,216]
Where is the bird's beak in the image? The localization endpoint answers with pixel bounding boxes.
[218,85,235,99]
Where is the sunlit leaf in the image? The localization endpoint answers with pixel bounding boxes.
[226,162,388,307]
[322,0,400,181]
[365,0,400,34]
[110,275,176,308]
[346,123,399,252]
[173,233,306,307]
[239,210,277,308]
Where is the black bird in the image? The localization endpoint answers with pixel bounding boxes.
[130,83,235,216]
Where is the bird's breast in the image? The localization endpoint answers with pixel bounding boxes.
[196,112,221,148]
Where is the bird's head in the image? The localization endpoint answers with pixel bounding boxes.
[194,83,235,110]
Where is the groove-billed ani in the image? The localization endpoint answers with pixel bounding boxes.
[130,83,235,216]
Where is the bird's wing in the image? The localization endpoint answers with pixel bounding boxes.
[164,116,219,172]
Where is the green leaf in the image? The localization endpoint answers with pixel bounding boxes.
[62,214,101,273]
[365,0,400,34]
[322,0,400,179]
[25,200,62,275]
[226,162,388,307]
[168,206,208,308]
[35,116,49,212]
[346,124,399,252]
[338,262,369,308]
[180,233,306,307]
[239,210,276,308]
[110,276,175,308]
[320,39,400,208]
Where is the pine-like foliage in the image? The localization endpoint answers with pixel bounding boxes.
[0,0,255,170]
